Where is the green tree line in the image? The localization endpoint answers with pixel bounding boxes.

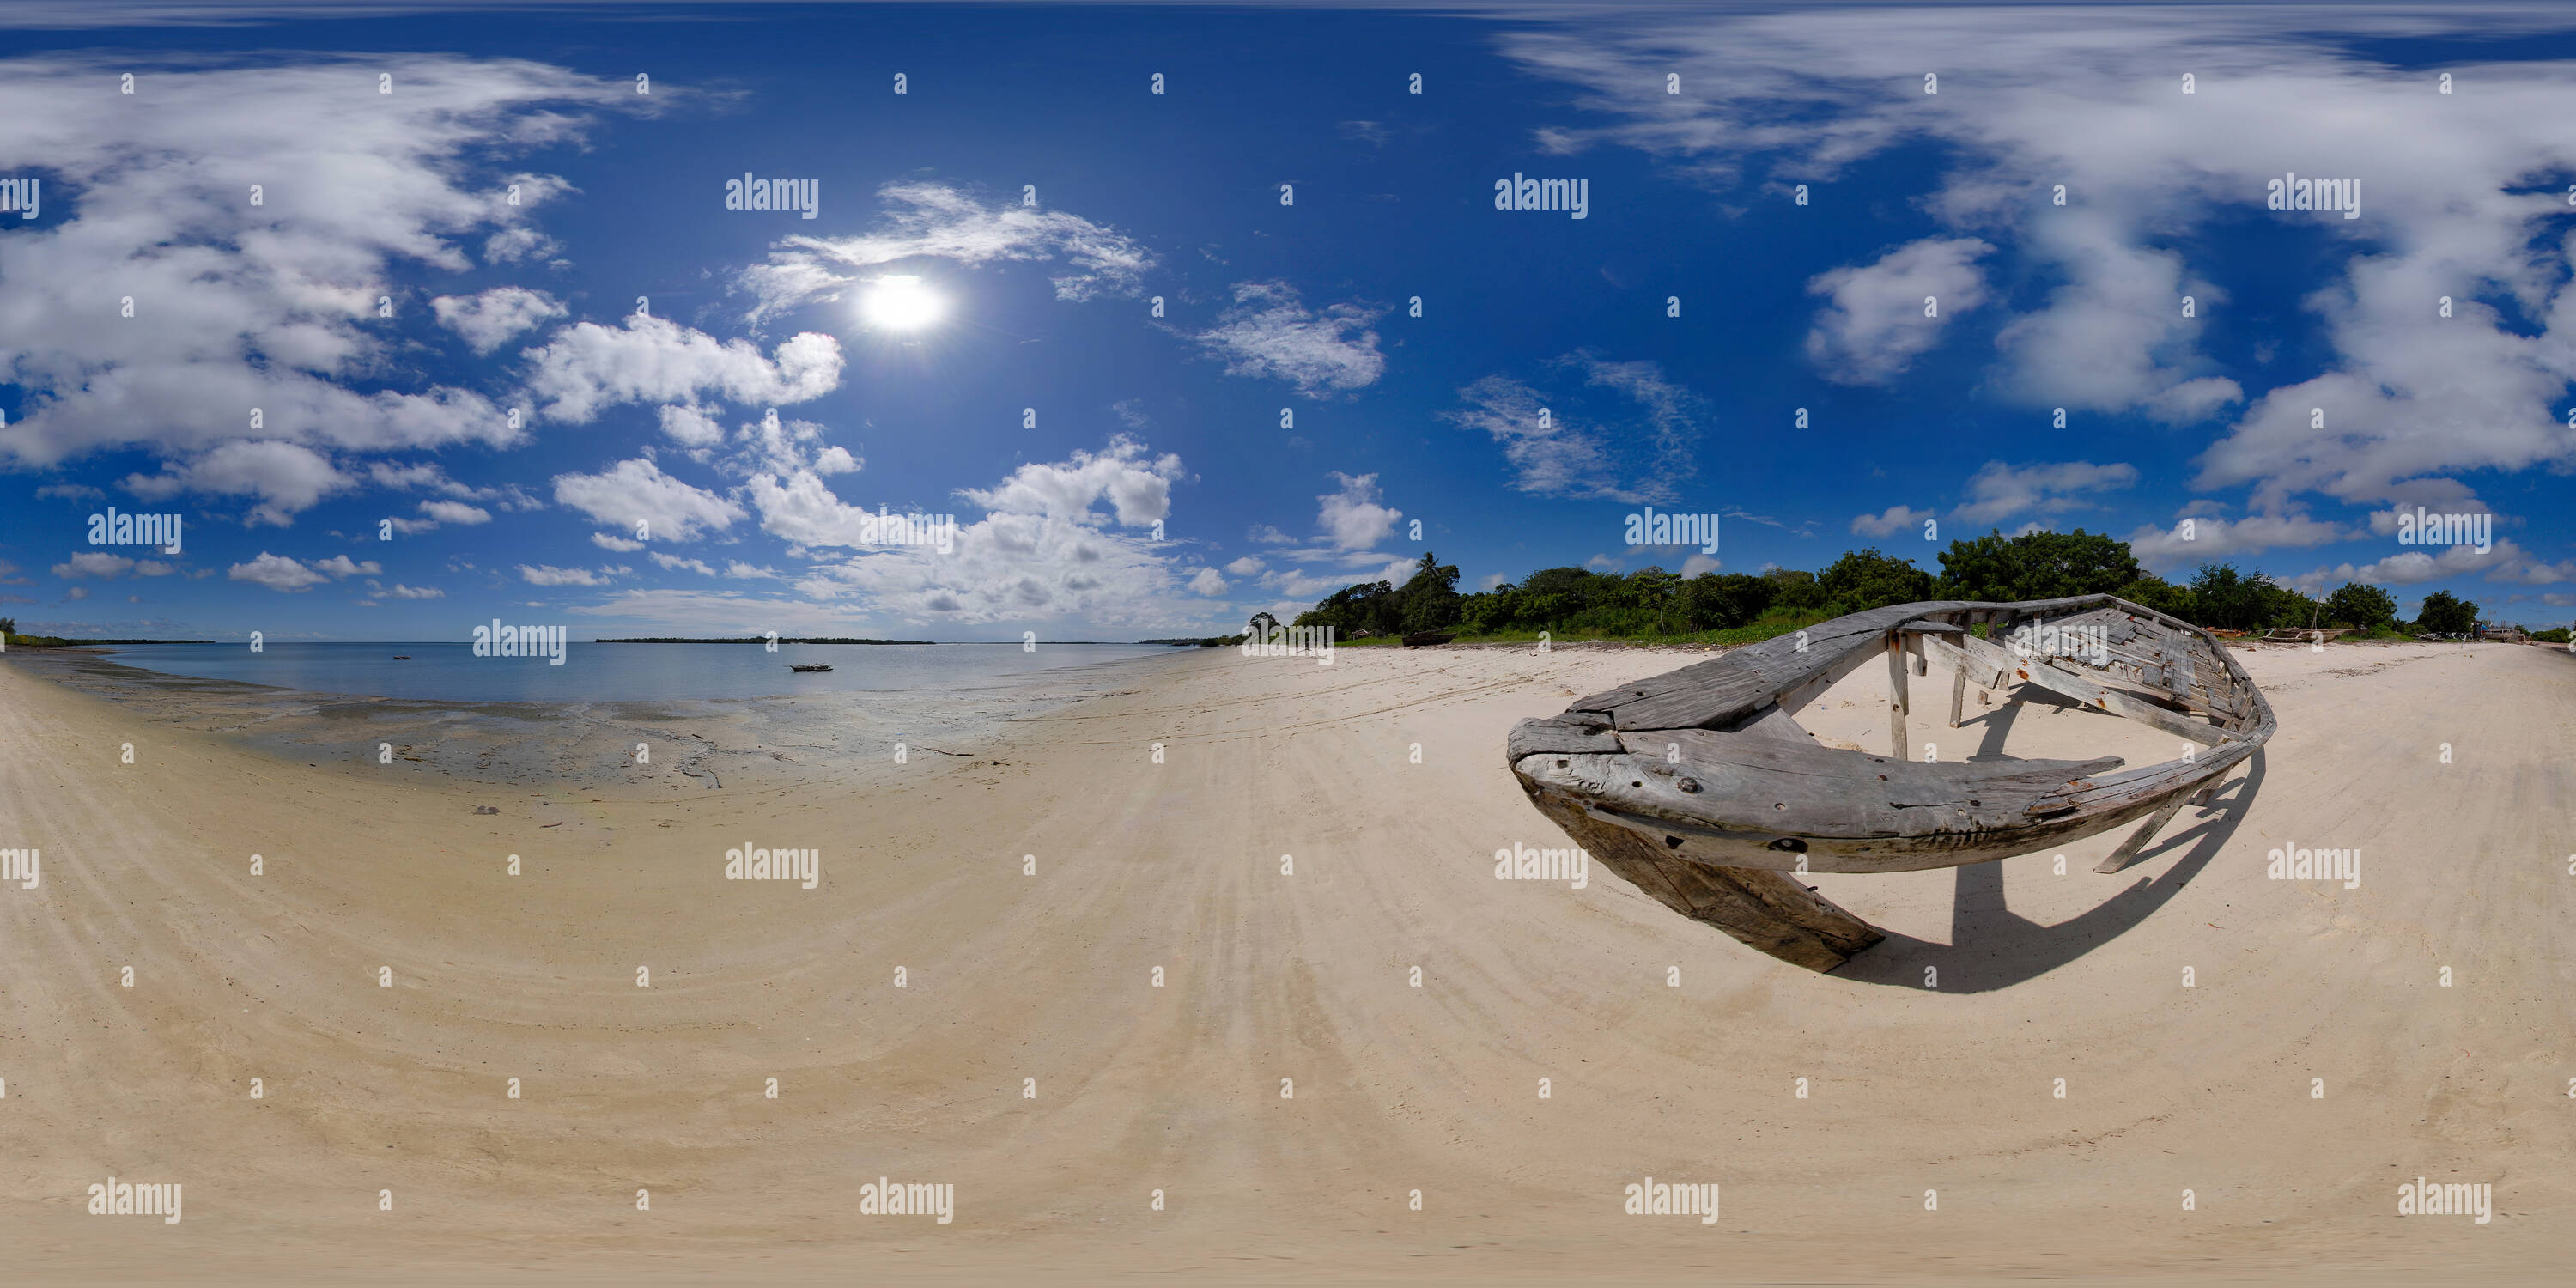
[1290,531,2482,641]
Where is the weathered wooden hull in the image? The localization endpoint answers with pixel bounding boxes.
[1506,596,2273,970]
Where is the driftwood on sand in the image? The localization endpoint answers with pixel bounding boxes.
[1504,595,2274,972]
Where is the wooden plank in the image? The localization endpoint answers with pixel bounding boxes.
[2094,793,2190,873]
[1729,704,1822,749]
[1523,789,1883,971]
[1505,715,1624,765]
[1572,602,1945,732]
[1518,744,2129,859]
[1948,629,2233,749]
[1574,595,2201,734]
[1918,634,2005,690]
[1629,726,2118,791]
[1886,633,1909,758]
[2026,741,2255,817]
[1948,666,1968,729]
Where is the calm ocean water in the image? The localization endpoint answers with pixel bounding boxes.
[87,641,1188,703]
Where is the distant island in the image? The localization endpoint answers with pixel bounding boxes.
[3,636,218,647]
[598,636,938,645]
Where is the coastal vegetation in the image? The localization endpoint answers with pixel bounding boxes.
[1281,531,2496,647]
[0,619,216,647]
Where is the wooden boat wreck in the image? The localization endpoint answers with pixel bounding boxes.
[1505,595,2274,971]
[788,663,834,673]
[1402,630,1458,647]
[2259,626,2350,645]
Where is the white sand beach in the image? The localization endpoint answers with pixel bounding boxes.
[1,640,2569,1284]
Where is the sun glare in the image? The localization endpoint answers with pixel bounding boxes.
[862,276,945,331]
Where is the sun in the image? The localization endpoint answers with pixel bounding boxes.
[861,276,946,331]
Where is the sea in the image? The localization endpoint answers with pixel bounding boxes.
[78,641,1188,703]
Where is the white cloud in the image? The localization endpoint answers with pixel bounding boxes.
[657,404,725,447]
[525,314,843,424]
[417,499,493,526]
[651,551,717,576]
[1500,9,2576,507]
[2487,553,2576,586]
[1575,355,1702,468]
[732,437,1200,627]
[727,412,855,479]
[1851,505,1936,538]
[519,563,611,586]
[551,457,745,542]
[52,552,173,579]
[957,435,1179,528]
[430,286,567,355]
[2293,538,2531,589]
[1447,374,1612,500]
[591,532,645,552]
[120,440,351,526]
[1680,553,1721,577]
[1987,219,2241,422]
[1953,459,2140,526]
[1804,238,1990,385]
[1265,568,1355,599]
[387,583,444,599]
[2123,513,2353,568]
[736,181,1153,323]
[1189,281,1385,398]
[1443,355,1702,504]
[1188,567,1229,596]
[1317,472,1400,550]
[483,225,561,264]
[366,460,524,513]
[1224,556,1266,576]
[743,471,885,548]
[228,552,329,592]
[0,58,628,473]
[723,561,779,580]
[312,554,381,578]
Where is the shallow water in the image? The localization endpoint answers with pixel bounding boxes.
[80,640,1188,703]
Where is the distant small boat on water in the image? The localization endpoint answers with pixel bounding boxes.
[789,663,833,672]
[392,655,412,660]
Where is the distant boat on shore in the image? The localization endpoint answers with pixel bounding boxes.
[788,663,833,672]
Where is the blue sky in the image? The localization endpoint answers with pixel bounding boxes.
[4,1,2576,641]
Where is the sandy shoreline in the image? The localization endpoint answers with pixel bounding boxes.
[1,638,2569,1284]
